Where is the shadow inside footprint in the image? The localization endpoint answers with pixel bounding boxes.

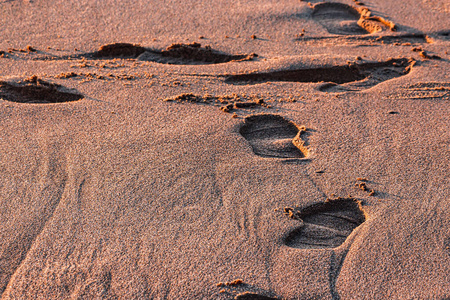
[436,30,450,40]
[0,76,83,104]
[285,198,365,249]
[87,42,257,65]
[312,3,368,35]
[239,114,308,159]
[91,43,146,58]
[226,58,414,92]
[236,292,278,300]
[138,42,257,65]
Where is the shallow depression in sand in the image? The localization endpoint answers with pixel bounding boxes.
[284,198,366,249]
[312,2,369,35]
[239,114,308,159]
[226,58,414,92]
[87,42,257,65]
[0,77,83,104]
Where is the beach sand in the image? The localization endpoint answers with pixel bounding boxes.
[0,0,449,299]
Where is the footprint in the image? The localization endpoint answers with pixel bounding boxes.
[163,93,269,113]
[226,58,414,92]
[0,76,83,104]
[92,43,146,58]
[388,82,450,100]
[407,82,450,89]
[436,30,450,40]
[235,292,278,299]
[239,114,308,159]
[284,198,365,249]
[297,33,429,47]
[86,42,257,65]
[312,3,368,35]
[311,2,396,35]
[25,42,257,65]
[137,42,257,65]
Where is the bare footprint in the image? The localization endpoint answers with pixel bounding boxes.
[25,42,257,65]
[235,292,278,299]
[138,42,257,65]
[319,58,415,92]
[226,58,414,92]
[284,198,365,249]
[386,82,450,100]
[0,76,83,104]
[436,30,450,40]
[239,114,308,159]
[312,3,368,35]
[88,42,257,65]
[92,43,146,58]
[312,2,395,35]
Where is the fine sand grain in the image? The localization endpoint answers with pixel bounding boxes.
[0,0,449,299]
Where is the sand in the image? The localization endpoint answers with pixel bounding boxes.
[0,0,449,299]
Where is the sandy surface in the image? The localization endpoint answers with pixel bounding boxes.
[0,0,449,299]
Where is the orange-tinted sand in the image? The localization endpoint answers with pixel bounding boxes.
[0,0,449,299]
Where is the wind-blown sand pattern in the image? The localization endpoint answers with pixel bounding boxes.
[0,0,449,299]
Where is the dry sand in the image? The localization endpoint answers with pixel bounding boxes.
[0,0,449,299]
